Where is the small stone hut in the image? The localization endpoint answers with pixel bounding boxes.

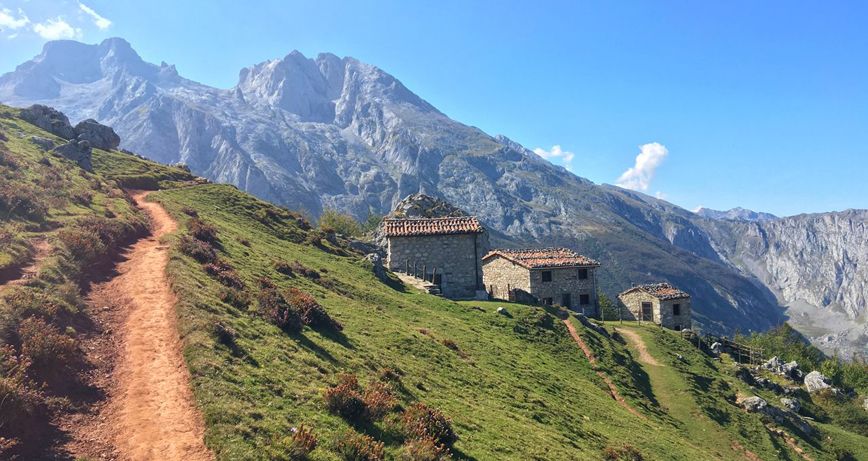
[383,216,487,299]
[482,248,600,314]
[618,283,691,330]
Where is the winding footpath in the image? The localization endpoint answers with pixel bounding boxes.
[65,191,212,461]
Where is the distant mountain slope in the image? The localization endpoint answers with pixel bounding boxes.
[3,38,863,353]
[696,207,778,222]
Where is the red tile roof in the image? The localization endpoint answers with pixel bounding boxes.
[619,283,690,300]
[483,248,600,269]
[382,217,484,237]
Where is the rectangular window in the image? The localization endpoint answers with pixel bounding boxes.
[641,302,652,321]
[578,268,588,280]
[561,293,572,308]
[579,294,590,305]
[542,297,553,306]
[673,304,681,316]
[541,270,552,282]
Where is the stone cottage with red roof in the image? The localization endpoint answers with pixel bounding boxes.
[482,248,600,314]
[617,283,691,330]
[383,216,488,299]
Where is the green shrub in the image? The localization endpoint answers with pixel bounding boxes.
[333,430,384,461]
[319,209,362,237]
[0,183,48,220]
[401,403,457,447]
[218,286,250,309]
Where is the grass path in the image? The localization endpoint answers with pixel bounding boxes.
[616,325,758,461]
[64,191,212,461]
[563,318,645,418]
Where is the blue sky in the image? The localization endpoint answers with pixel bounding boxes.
[1,0,867,216]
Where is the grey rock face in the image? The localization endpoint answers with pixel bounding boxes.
[74,118,120,150]
[780,397,800,413]
[29,135,55,151]
[695,207,777,222]
[804,370,832,393]
[52,139,92,171]
[741,396,813,435]
[20,104,75,139]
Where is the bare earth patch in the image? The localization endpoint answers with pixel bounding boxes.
[616,327,662,367]
[61,191,212,461]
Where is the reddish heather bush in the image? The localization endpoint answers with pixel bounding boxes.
[290,261,320,279]
[180,206,199,217]
[363,381,397,420]
[179,235,217,263]
[333,430,384,461]
[378,367,403,385]
[0,345,45,443]
[203,259,244,289]
[0,149,20,169]
[602,444,644,461]
[218,286,250,309]
[17,317,77,377]
[71,189,93,206]
[58,216,143,266]
[188,218,219,244]
[257,285,303,334]
[324,374,366,422]
[400,436,453,461]
[286,288,342,331]
[286,424,318,460]
[57,228,107,266]
[401,403,458,447]
[273,259,293,276]
[0,184,48,220]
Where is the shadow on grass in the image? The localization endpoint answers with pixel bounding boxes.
[297,334,340,364]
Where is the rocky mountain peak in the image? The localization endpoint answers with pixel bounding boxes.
[696,206,778,222]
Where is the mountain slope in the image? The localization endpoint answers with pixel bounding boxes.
[1,104,865,460]
[3,38,862,352]
[695,207,778,222]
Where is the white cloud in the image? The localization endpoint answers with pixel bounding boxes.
[0,8,30,30]
[654,191,667,200]
[616,142,668,192]
[79,2,111,29]
[33,17,81,40]
[533,145,575,164]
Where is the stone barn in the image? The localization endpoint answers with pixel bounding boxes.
[383,216,487,299]
[617,283,692,330]
[482,248,600,314]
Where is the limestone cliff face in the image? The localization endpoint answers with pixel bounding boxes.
[701,211,868,320]
[4,38,864,354]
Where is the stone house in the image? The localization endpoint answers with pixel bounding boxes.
[482,248,601,314]
[617,283,691,330]
[383,216,487,299]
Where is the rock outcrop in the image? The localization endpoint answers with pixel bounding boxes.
[52,139,92,171]
[74,118,120,150]
[803,371,832,393]
[20,104,75,139]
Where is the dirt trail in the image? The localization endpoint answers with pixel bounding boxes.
[562,319,644,418]
[65,191,212,461]
[0,239,50,290]
[616,327,662,366]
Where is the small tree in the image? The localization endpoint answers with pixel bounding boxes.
[598,292,620,321]
[319,209,362,237]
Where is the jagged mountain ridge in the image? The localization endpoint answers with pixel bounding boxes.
[2,38,863,353]
[696,206,778,222]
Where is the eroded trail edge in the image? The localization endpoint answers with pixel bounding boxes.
[616,327,662,367]
[70,191,212,461]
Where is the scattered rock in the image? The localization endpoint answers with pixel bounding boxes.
[863,397,868,412]
[782,361,803,380]
[363,252,386,280]
[29,135,55,151]
[741,395,814,435]
[0,130,7,142]
[20,104,75,139]
[741,396,768,413]
[763,356,784,372]
[780,397,800,413]
[496,307,510,316]
[74,119,121,150]
[804,371,832,393]
[52,139,93,171]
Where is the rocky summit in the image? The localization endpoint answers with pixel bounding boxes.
[2,38,866,354]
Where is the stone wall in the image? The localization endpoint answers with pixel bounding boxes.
[529,266,598,316]
[482,256,531,300]
[386,233,485,299]
[617,291,691,330]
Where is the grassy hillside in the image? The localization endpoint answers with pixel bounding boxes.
[1,104,866,460]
